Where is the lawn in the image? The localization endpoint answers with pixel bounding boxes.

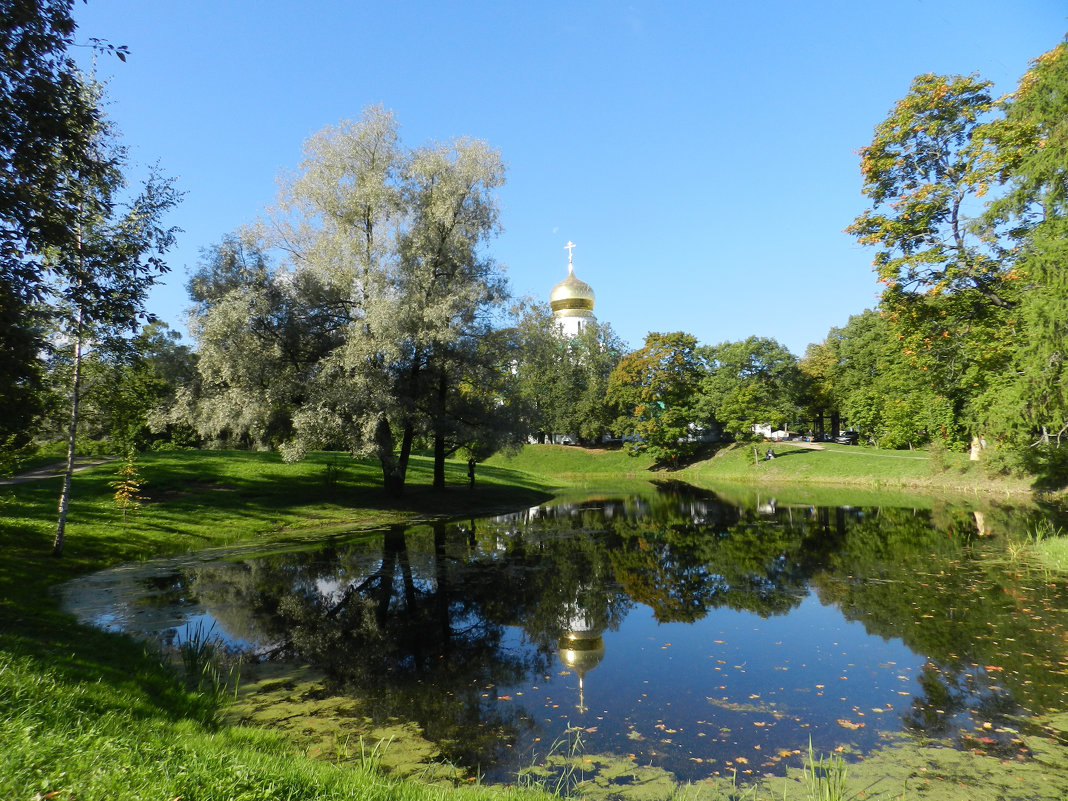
[486,441,1034,497]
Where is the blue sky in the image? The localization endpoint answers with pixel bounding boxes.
[72,1,1065,357]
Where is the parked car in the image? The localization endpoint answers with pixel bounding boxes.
[834,431,859,445]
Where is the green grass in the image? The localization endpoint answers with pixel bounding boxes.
[486,443,656,480]
[486,442,1033,498]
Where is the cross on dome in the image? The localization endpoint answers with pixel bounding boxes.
[564,240,576,273]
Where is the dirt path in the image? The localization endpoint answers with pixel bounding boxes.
[0,457,117,485]
[775,442,929,460]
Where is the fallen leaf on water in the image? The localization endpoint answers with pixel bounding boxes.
[836,719,866,730]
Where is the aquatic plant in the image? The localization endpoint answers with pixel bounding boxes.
[174,620,241,699]
[516,725,587,796]
[800,741,848,801]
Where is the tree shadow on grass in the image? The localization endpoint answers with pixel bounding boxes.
[762,447,816,460]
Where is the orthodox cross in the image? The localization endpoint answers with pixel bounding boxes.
[564,240,576,273]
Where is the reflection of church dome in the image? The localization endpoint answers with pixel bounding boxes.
[557,607,605,713]
[558,632,605,678]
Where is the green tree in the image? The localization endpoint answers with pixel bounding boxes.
[798,339,839,437]
[186,108,509,495]
[509,301,624,444]
[846,72,1020,449]
[606,331,706,467]
[101,322,196,449]
[846,73,1007,308]
[814,310,959,449]
[506,300,561,442]
[175,233,345,449]
[978,42,1068,458]
[697,336,802,440]
[47,85,180,556]
[0,1,119,454]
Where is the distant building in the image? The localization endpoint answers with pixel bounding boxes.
[549,240,596,337]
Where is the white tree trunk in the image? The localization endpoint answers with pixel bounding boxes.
[52,310,83,558]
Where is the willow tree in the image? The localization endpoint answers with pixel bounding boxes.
[189,107,509,494]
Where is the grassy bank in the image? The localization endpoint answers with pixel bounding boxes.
[0,449,560,801]
[487,442,1035,497]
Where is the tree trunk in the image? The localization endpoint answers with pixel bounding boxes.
[375,416,405,497]
[432,371,448,489]
[53,311,84,558]
[433,434,446,489]
[397,423,414,484]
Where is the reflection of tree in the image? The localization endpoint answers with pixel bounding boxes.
[176,486,1068,775]
[812,504,1068,726]
[606,485,836,622]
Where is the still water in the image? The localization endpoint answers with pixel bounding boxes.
[58,482,1068,784]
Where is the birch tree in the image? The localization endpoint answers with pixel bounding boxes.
[48,136,179,557]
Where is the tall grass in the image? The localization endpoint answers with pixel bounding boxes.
[516,726,587,796]
[174,620,242,698]
[799,742,849,801]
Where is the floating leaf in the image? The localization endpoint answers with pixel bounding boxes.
[836,718,866,730]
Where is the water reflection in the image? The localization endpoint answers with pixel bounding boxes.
[58,483,1068,783]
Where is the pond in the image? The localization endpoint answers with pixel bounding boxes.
[58,482,1068,795]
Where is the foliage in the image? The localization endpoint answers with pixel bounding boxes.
[841,40,1068,475]
[698,336,802,440]
[509,301,625,444]
[606,332,707,467]
[0,1,132,451]
[844,71,1017,450]
[846,72,1004,306]
[811,311,933,448]
[109,452,143,523]
[173,233,342,449]
[181,108,510,495]
[46,83,180,556]
[976,43,1068,454]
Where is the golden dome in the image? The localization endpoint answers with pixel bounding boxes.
[550,271,595,317]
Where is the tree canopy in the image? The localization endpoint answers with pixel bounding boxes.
[607,331,707,467]
[181,107,510,494]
